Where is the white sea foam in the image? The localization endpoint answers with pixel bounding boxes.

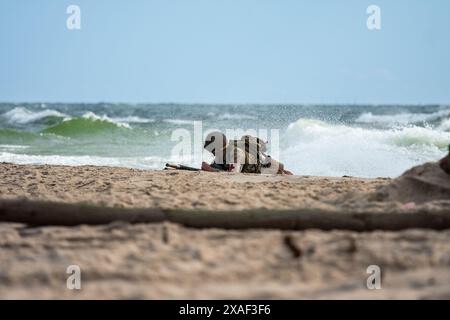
[0,107,157,127]
[81,112,131,128]
[437,118,450,132]
[0,145,29,151]
[0,151,200,170]
[217,113,257,120]
[0,152,166,170]
[2,107,68,124]
[281,118,449,178]
[111,116,155,124]
[163,119,196,125]
[356,109,450,125]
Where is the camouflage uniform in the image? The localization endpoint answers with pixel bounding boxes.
[226,139,262,174]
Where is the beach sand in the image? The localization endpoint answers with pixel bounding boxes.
[1,162,450,299]
[0,163,389,210]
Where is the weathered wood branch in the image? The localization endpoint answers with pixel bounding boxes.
[0,199,165,226]
[1,198,450,231]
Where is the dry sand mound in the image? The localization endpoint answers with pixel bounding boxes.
[375,162,450,204]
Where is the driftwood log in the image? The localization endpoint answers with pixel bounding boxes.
[1,198,450,231]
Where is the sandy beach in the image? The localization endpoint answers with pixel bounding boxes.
[2,0,450,304]
[0,163,389,210]
[1,162,450,299]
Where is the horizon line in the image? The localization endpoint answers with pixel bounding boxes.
[0,101,449,107]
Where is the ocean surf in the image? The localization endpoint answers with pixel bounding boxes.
[0,103,449,178]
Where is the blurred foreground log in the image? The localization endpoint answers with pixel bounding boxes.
[1,198,450,231]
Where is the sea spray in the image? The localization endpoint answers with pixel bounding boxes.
[282,118,449,177]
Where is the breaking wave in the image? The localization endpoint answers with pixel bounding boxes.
[282,118,449,178]
[42,113,131,137]
[1,107,68,124]
[356,109,450,126]
[0,152,165,169]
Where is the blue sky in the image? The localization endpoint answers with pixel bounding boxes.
[0,0,449,104]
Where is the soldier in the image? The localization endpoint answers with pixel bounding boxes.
[203,133,292,175]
